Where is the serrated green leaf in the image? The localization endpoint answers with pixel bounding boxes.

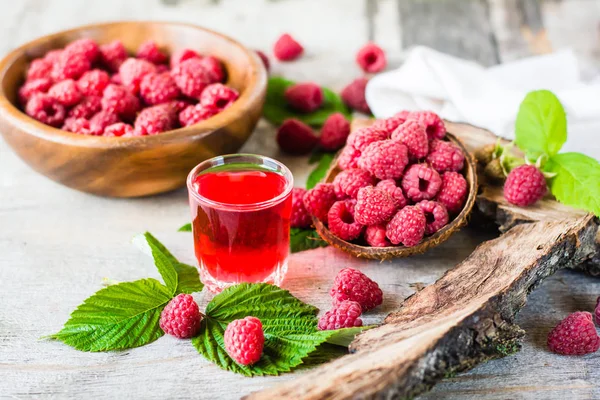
[173,263,204,294]
[306,152,335,190]
[178,223,192,232]
[143,232,178,295]
[515,90,567,159]
[50,279,171,351]
[545,152,600,216]
[263,77,351,127]
[323,326,375,347]
[290,228,328,253]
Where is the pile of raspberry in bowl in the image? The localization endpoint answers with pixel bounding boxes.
[18,38,239,137]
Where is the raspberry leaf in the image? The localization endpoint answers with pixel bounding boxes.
[306,152,335,189]
[290,228,328,253]
[178,223,192,232]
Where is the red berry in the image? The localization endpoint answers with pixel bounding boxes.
[416,200,449,235]
[255,50,270,72]
[200,83,239,111]
[77,69,110,97]
[104,122,134,137]
[303,183,337,223]
[341,77,370,114]
[291,188,312,228]
[391,120,429,159]
[18,78,53,104]
[273,33,303,61]
[90,110,120,135]
[224,316,264,365]
[51,52,91,81]
[330,267,383,311]
[170,48,201,69]
[101,84,141,120]
[63,117,92,135]
[119,58,157,94]
[178,104,217,127]
[159,293,202,339]
[318,300,363,330]
[198,56,225,83]
[359,140,409,180]
[276,119,318,155]
[386,205,426,247]
[401,164,442,202]
[110,73,122,85]
[65,38,99,62]
[355,186,398,225]
[171,58,212,98]
[376,179,407,209]
[356,42,387,73]
[372,115,407,135]
[347,126,387,151]
[68,95,102,119]
[337,145,361,170]
[504,165,547,207]
[327,200,364,241]
[596,297,600,326]
[426,139,465,173]
[332,168,375,199]
[435,171,468,214]
[319,113,350,151]
[48,79,82,107]
[136,40,168,64]
[134,103,178,135]
[364,224,391,247]
[99,40,128,72]
[26,58,53,81]
[140,72,181,105]
[284,82,323,113]
[408,111,445,140]
[547,312,600,355]
[44,49,63,64]
[25,93,66,127]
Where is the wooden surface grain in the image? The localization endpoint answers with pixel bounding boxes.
[1,0,599,399]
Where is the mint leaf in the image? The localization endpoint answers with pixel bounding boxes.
[50,279,171,351]
[263,77,351,127]
[306,152,335,189]
[290,228,328,253]
[545,152,600,216]
[515,90,567,159]
[143,232,178,295]
[178,223,192,232]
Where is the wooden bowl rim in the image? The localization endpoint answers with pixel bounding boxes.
[312,132,478,260]
[0,20,267,149]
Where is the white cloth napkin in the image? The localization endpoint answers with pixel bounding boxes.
[366,46,600,159]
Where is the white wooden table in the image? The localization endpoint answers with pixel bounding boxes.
[1,1,600,399]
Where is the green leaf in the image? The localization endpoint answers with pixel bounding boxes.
[306,152,335,189]
[515,90,567,159]
[50,279,171,351]
[323,326,374,347]
[173,263,204,294]
[178,223,192,232]
[143,232,178,295]
[545,152,600,216]
[263,77,351,127]
[290,228,328,253]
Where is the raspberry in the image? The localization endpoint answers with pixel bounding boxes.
[168,100,193,114]
[416,200,449,235]
[327,200,364,241]
[436,171,468,214]
[65,38,99,62]
[273,33,304,61]
[330,267,383,311]
[110,73,122,84]
[44,49,63,64]
[386,206,426,247]
[51,52,91,81]
[178,104,217,127]
[77,69,110,97]
[26,58,53,81]
[337,145,361,170]
[341,77,370,114]
[171,58,212,98]
[99,40,128,72]
[401,164,442,202]
[333,168,375,199]
[376,179,407,209]
[359,140,409,180]
[18,78,53,104]
[140,72,181,105]
[426,139,465,173]
[156,64,169,74]
[68,95,102,119]
[547,312,600,355]
[291,188,312,228]
[303,183,337,223]
[63,117,92,135]
[200,83,239,110]
[354,186,397,225]
[90,110,120,135]
[318,300,363,330]
[224,316,264,365]
[372,115,407,135]
[25,93,66,127]
[159,293,202,339]
[48,79,82,107]
[356,42,387,73]
[134,103,178,135]
[101,84,141,120]
[276,119,318,155]
[596,297,600,325]
[170,48,200,69]
[256,50,270,72]
[119,58,157,94]
[364,224,391,247]
[198,56,225,83]
[408,111,445,140]
[391,120,428,159]
[284,82,323,113]
[347,127,387,151]
[136,40,167,64]
[104,122,134,137]
[319,113,350,151]
[503,165,547,207]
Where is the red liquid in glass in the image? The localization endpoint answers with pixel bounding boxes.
[190,169,291,289]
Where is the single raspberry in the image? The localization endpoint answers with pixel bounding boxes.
[224,316,264,365]
[401,164,442,202]
[376,179,407,209]
[426,139,465,173]
[26,58,53,81]
[346,126,387,151]
[48,79,82,107]
[596,297,600,326]
[273,33,303,61]
[504,164,547,207]
[391,120,429,159]
[337,145,361,170]
[358,140,409,180]
[436,171,468,214]
[90,110,120,135]
[318,300,363,330]
[63,117,92,135]
[364,224,391,247]
[140,72,181,105]
[355,186,398,225]
[136,40,168,64]
[99,40,128,72]
[51,52,91,81]
[198,56,225,83]
[178,104,217,127]
[394,110,411,120]
[276,119,318,155]
[101,84,141,120]
[44,49,63,64]
[356,42,387,73]
[134,103,178,135]
[291,188,312,228]
[303,183,337,223]
[333,168,375,199]
[25,93,66,127]
[547,312,600,355]
[327,200,364,241]
[386,206,426,247]
[372,115,407,135]
[119,58,157,94]
[200,83,239,110]
[103,122,134,137]
[65,38,99,62]
[18,78,53,104]
[284,82,323,113]
[68,95,102,119]
[77,69,110,97]
[319,113,350,151]
[171,58,212,98]
[407,111,445,140]
[159,293,202,339]
[330,267,383,311]
[416,200,449,235]
[256,50,270,72]
[170,48,201,69]
[341,77,370,114]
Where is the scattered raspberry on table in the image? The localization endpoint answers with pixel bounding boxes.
[330,268,383,311]
[224,316,265,366]
[356,42,387,73]
[159,293,203,339]
[284,82,323,113]
[273,33,304,61]
[547,311,600,355]
[318,300,363,330]
[503,164,547,207]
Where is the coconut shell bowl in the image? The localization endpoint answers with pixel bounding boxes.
[0,21,267,197]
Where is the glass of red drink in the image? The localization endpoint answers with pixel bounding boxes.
[187,154,293,292]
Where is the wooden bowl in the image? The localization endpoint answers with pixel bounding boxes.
[313,132,478,260]
[0,21,267,197]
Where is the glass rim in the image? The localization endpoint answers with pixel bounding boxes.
[186,153,294,211]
